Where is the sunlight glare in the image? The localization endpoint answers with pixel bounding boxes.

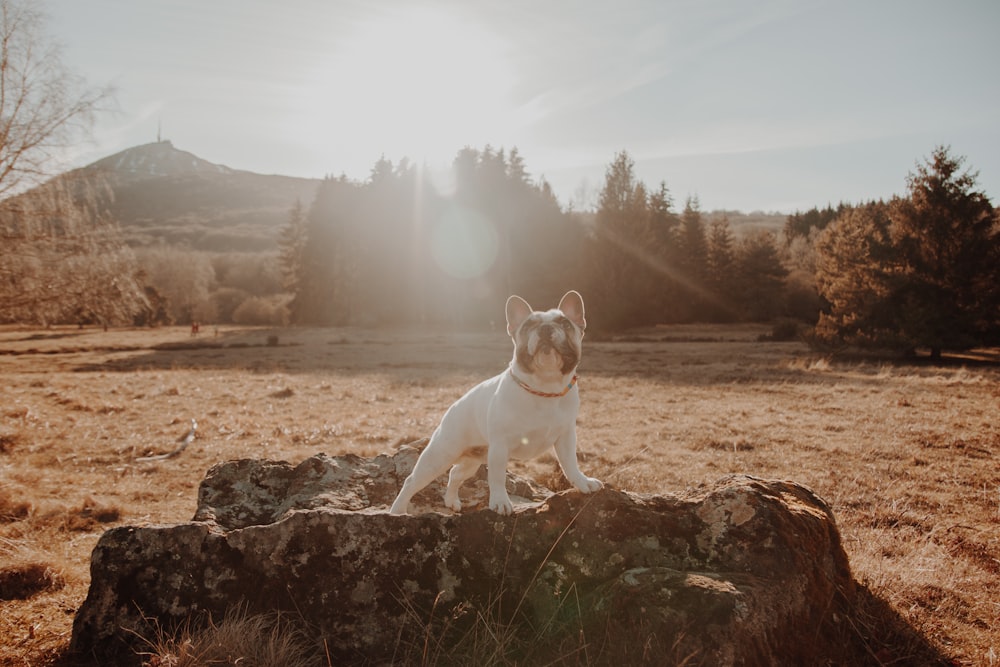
[430,204,498,280]
[308,7,517,171]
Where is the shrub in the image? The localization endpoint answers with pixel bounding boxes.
[0,562,65,600]
[759,318,801,342]
[137,607,324,667]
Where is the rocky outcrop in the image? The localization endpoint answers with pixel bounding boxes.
[71,449,855,665]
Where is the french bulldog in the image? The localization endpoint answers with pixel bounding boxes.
[389,290,602,515]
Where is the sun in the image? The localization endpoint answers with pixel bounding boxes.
[309,7,518,172]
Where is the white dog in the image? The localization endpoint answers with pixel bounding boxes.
[389,290,602,515]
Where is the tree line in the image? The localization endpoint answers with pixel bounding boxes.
[0,142,1000,355]
[579,151,796,329]
[279,148,798,331]
[277,143,998,354]
[282,148,579,328]
[3,142,997,359]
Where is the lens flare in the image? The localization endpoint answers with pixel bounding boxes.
[429,204,498,280]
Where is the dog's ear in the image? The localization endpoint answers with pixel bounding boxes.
[558,290,586,330]
[506,295,533,337]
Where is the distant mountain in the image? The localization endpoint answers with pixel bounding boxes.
[73,141,321,252]
[87,140,236,178]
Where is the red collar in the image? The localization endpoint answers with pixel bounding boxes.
[509,367,578,398]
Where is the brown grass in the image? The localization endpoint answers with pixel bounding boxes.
[132,605,326,667]
[0,323,997,665]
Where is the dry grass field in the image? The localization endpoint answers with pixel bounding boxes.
[1,324,997,665]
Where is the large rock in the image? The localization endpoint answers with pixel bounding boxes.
[71,449,855,665]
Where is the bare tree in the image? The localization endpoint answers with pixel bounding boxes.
[0,175,149,325]
[0,0,145,326]
[134,246,217,325]
[0,0,112,197]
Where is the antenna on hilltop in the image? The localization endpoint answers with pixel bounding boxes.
[157,118,162,143]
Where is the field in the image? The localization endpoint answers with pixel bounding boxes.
[1,324,997,665]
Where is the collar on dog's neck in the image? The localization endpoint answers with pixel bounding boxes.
[509,366,578,398]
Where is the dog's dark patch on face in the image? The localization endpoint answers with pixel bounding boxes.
[514,315,541,371]
[516,335,536,371]
[555,337,581,374]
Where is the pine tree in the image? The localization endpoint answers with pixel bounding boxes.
[887,146,999,356]
[674,196,709,319]
[705,217,737,320]
[648,182,678,243]
[292,176,362,325]
[736,230,789,321]
[647,181,681,321]
[678,196,708,283]
[585,151,658,329]
[783,204,847,244]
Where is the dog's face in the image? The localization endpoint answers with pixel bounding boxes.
[506,291,586,376]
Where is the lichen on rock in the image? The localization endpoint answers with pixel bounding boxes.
[71,449,855,665]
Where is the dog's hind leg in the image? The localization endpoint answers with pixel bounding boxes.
[443,456,483,512]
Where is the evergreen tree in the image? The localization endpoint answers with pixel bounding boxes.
[887,146,999,355]
[584,151,657,329]
[648,182,678,243]
[439,145,573,324]
[705,216,737,321]
[369,155,394,185]
[360,156,420,325]
[735,230,789,321]
[676,196,708,319]
[783,203,848,244]
[506,147,529,185]
[498,151,579,308]
[647,181,681,321]
[293,176,362,325]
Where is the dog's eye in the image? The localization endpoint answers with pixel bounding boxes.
[557,316,574,329]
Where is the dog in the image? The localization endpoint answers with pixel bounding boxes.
[389,290,602,515]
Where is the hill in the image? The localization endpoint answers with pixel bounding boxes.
[75,141,321,251]
[65,142,788,252]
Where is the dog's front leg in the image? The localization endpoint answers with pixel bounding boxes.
[487,443,514,515]
[553,429,603,494]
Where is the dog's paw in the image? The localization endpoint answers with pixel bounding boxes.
[489,494,514,515]
[444,495,462,512]
[576,477,603,494]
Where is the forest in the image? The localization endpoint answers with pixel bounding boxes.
[2,144,998,354]
[280,148,803,331]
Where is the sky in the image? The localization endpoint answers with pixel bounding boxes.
[45,0,1000,213]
